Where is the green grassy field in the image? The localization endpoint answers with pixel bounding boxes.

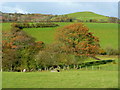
[1,22,118,49]
[2,70,118,88]
[66,11,109,21]
[1,23,12,31]
[2,55,118,88]
[24,23,118,49]
[85,23,118,49]
[84,55,118,71]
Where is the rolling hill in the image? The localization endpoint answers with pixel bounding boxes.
[66,11,109,21]
[1,11,118,23]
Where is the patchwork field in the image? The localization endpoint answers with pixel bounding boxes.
[2,22,118,49]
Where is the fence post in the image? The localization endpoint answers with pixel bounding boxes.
[67,65,69,70]
[80,66,81,70]
[99,65,100,70]
[92,66,94,70]
[86,66,87,70]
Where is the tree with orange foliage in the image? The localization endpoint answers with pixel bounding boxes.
[56,23,100,60]
[2,27,45,71]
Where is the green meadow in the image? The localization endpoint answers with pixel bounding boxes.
[24,23,118,49]
[66,11,109,21]
[1,23,12,31]
[2,22,118,49]
[2,71,118,88]
[2,55,118,88]
[3,71,118,88]
[85,23,118,49]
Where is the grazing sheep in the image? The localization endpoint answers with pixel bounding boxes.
[51,69,60,72]
[51,70,57,72]
[23,69,26,72]
[38,69,42,72]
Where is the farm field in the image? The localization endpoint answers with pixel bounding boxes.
[2,55,118,88]
[2,22,118,49]
[1,23,12,31]
[2,70,118,88]
[86,23,118,49]
[24,23,118,49]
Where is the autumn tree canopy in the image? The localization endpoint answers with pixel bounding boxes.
[2,27,45,71]
[56,23,100,58]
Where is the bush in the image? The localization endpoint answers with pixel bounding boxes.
[99,49,107,55]
[12,22,59,29]
[105,47,119,55]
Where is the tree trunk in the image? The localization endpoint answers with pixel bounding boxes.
[46,67,48,71]
[76,65,78,69]
[11,64,12,71]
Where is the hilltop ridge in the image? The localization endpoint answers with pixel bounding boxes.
[65,11,109,21]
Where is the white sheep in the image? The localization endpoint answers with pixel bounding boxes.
[23,69,26,72]
[50,70,57,72]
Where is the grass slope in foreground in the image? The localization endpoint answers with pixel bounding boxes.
[2,55,118,88]
[2,70,118,88]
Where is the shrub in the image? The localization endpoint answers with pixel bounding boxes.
[105,47,119,55]
[99,49,107,55]
[11,22,59,29]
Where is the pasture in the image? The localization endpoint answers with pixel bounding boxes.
[2,22,118,49]
[2,55,118,88]
[24,23,118,49]
[2,70,118,88]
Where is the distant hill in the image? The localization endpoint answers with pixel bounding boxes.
[65,11,109,22]
[1,11,118,23]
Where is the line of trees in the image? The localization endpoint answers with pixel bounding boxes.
[2,12,119,23]
[11,22,59,29]
[1,12,73,23]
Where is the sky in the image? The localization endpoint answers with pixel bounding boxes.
[0,2,118,17]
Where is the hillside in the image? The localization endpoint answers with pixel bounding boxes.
[66,11,109,22]
[1,11,119,23]
[1,22,118,49]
